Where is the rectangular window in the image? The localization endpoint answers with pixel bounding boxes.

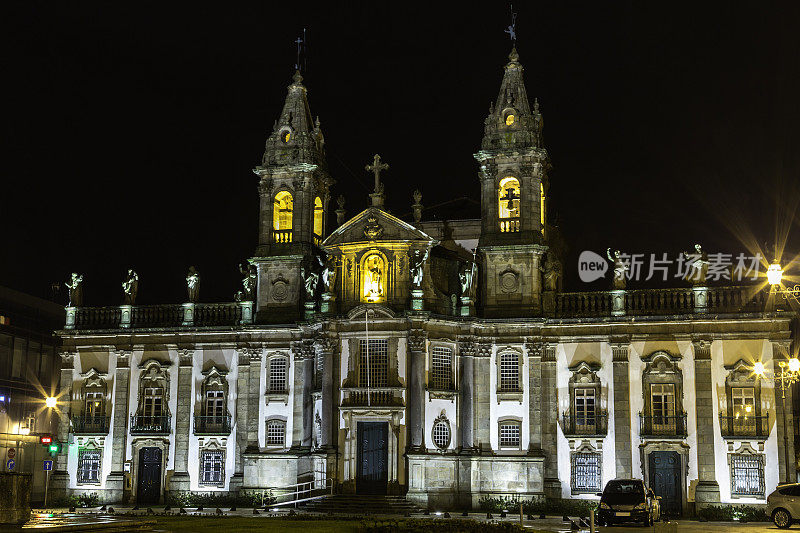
[499,421,521,449]
[269,358,287,392]
[205,390,224,419]
[431,347,453,390]
[77,449,102,484]
[731,454,765,497]
[499,352,519,391]
[574,388,596,432]
[142,387,164,419]
[731,387,757,435]
[650,383,676,433]
[359,339,388,388]
[40,344,53,384]
[85,392,103,418]
[11,337,26,378]
[571,452,602,493]
[267,420,286,446]
[0,334,11,378]
[26,341,40,380]
[199,451,224,486]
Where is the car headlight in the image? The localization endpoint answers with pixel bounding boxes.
[599,502,611,510]
[634,503,647,510]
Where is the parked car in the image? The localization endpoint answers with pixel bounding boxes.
[597,478,661,527]
[768,483,800,529]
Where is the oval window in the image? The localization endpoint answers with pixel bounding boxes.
[505,114,515,126]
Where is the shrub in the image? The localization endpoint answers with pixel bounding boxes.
[697,505,768,522]
[48,492,100,508]
[164,490,275,508]
[478,496,597,517]
[360,518,522,532]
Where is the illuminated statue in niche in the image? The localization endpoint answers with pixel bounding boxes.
[186,266,200,302]
[239,263,257,301]
[322,254,338,294]
[122,269,139,305]
[301,263,320,301]
[459,257,477,298]
[542,254,561,292]
[410,249,429,289]
[65,272,84,307]
[363,254,384,301]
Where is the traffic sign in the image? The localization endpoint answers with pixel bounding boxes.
[7,447,15,459]
[43,460,53,471]
[6,459,15,470]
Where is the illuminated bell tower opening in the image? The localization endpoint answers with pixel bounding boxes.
[475,48,550,318]
[251,70,333,322]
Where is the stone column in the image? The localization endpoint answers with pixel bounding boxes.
[230,348,250,492]
[474,342,492,452]
[246,349,262,451]
[692,339,720,504]
[407,331,426,451]
[527,342,543,454]
[317,338,335,449]
[170,349,193,492]
[541,343,561,497]
[49,352,75,493]
[611,342,632,478]
[290,341,313,450]
[774,341,796,483]
[302,344,314,449]
[105,350,131,499]
[458,340,475,451]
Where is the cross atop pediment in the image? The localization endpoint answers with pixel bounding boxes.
[365,154,389,207]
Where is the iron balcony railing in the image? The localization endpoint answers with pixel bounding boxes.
[71,415,110,435]
[193,414,232,436]
[639,413,688,438]
[560,412,609,437]
[130,414,171,435]
[719,414,769,438]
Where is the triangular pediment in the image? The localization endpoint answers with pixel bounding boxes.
[322,208,436,249]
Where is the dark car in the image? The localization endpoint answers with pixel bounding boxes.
[597,478,660,527]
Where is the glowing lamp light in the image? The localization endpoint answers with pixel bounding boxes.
[789,358,800,373]
[753,361,765,376]
[45,397,57,408]
[20,427,30,435]
[767,262,784,286]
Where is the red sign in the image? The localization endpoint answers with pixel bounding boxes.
[39,435,52,445]
[7,448,15,459]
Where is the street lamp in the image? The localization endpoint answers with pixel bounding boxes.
[768,262,784,286]
[45,397,57,409]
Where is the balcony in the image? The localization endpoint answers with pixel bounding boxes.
[639,413,688,438]
[272,229,293,243]
[194,415,232,436]
[560,413,609,437]
[130,414,171,435]
[71,415,110,435]
[499,217,520,233]
[719,414,769,439]
[341,387,405,408]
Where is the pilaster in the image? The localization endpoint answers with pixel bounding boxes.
[693,338,720,504]
[773,340,795,484]
[474,341,492,452]
[50,351,76,493]
[407,330,427,451]
[105,350,131,498]
[458,339,475,452]
[540,343,561,497]
[611,341,632,478]
[526,341,543,455]
[170,349,193,492]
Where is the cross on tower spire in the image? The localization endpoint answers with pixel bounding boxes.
[365,154,389,208]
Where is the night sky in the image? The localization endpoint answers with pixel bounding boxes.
[4,3,800,305]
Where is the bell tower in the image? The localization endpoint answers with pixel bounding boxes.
[475,48,550,317]
[252,70,333,322]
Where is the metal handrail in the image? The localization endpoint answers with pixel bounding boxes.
[253,474,334,508]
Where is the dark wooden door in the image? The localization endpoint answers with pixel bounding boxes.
[357,422,388,495]
[137,447,162,504]
[649,451,681,516]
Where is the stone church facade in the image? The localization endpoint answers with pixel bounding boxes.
[53,49,795,514]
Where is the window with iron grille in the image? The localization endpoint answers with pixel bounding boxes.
[499,421,521,448]
[431,347,453,390]
[731,454,765,497]
[499,352,520,391]
[432,420,451,450]
[269,357,287,393]
[199,450,224,486]
[77,449,101,484]
[267,419,286,446]
[359,339,388,387]
[571,452,602,493]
